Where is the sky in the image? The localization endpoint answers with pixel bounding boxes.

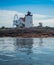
[0,0,54,27]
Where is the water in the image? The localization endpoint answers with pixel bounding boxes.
[0,37,54,65]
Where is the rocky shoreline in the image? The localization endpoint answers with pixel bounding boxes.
[0,27,54,37]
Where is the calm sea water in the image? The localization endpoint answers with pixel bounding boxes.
[0,37,54,65]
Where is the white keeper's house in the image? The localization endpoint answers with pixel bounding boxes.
[13,11,33,28]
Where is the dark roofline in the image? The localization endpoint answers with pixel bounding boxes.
[25,15,32,16]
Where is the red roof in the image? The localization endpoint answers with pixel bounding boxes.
[20,17,25,22]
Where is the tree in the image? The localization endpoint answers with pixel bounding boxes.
[1,26,5,29]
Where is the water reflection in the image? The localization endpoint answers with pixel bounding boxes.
[39,38,43,46]
[14,38,43,48]
[14,38,33,65]
[14,38,33,55]
[15,38,33,48]
[0,37,54,65]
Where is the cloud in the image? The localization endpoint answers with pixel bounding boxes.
[33,18,54,27]
[33,14,47,20]
[0,10,24,27]
[33,14,54,27]
[0,10,54,27]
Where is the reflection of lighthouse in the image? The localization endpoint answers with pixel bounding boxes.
[13,11,33,28]
[39,38,43,46]
[15,38,33,49]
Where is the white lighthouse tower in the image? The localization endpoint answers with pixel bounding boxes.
[25,11,33,28]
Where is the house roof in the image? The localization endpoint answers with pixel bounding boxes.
[20,17,25,22]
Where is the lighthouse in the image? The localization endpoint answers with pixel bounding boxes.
[25,11,33,28]
[13,11,33,28]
